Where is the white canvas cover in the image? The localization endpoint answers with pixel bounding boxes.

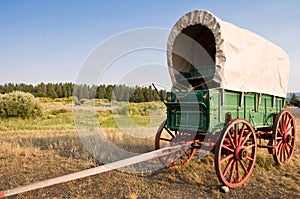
[167,10,290,98]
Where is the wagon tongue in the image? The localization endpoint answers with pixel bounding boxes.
[0,143,189,198]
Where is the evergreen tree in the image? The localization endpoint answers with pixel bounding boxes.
[55,83,63,98]
[64,82,74,97]
[105,85,115,101]
[89,85,97,99]
[47,83,58,99]
[36,83,47,97]
[290,93,299,106]
[96,85,105,99]
[4,83,15,93]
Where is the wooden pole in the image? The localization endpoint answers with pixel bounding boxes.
[0,145,183,198]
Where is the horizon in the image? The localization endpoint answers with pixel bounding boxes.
[1,82,299,95]
[0,1,299,92]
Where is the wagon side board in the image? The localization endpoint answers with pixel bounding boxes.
[209,90,284,132]
[166,89,285,133]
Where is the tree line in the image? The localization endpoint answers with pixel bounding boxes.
[0,83,166,102]
[289,93,299,106]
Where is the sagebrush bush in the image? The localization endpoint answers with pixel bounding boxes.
[0,91,42,118]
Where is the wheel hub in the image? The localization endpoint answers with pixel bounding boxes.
[283,134,291,143]
[234,147,248,161]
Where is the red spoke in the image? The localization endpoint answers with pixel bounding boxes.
[280,144,285,162]
[240,131,253,147]
[227,132,236,148]
[282,114,286,129]
[234,123,239,146]
[286,125,294,134]
[164,127,175,138]
[278,123,284,136]
[285,116,291,128]
[221,154,234,163]
[284,144,290,158]
[239,160,249,175]
[236,160,240,182]
[247,156,254,162]
[276,140,283,153]
[277,127,283,137]
[287,143,294,152]
[238,124,246,146]
[283,114,288,130]
[282,144,286,161]
[244,144,255,150]
[222,145,234,153]
[223,158,234,177]
[276,143,283,159]
[279,144,284,163]
[229,160,236,183]
[160,137,172,142]
[276,136,283,140]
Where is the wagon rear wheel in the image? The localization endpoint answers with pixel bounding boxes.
[215,118,257,188]
[272,110,296,165]
[155,120,196,169]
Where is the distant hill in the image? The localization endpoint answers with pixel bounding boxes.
[286,92,300,101]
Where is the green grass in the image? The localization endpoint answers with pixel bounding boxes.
[0,101,166,131]
[0,112,75,131]
[98,114,165,128]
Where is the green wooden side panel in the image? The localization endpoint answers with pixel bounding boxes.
[166,91,209,132]
[166,89,284,133]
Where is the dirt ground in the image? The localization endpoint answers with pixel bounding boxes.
[287,107,300,118]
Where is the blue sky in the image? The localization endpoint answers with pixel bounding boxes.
[0,0,299,91]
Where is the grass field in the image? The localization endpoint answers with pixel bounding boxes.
[0,101,299,198]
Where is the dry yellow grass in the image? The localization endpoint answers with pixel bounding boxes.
[0,106,299,198]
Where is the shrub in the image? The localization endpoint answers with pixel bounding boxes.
[128,106,140,116]
[0,91,42,118]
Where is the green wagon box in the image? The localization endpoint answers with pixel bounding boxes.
[166,90,284,133]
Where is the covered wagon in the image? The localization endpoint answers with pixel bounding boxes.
[155,10,296,188]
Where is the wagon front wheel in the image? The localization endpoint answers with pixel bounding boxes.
[272,110,296,165]
[155,120,196,169]
[215,119,257,188]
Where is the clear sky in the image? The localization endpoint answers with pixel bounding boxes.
[0,0,299,91]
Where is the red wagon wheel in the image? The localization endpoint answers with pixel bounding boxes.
[215,118,257,188]
[272,110,296,165]
[155,120,196,169]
